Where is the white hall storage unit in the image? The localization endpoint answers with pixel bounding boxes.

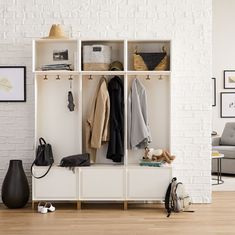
[32,39,172,209]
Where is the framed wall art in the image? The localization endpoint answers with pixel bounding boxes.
[212,77,216,106]
[220,92,235,118]
[0,66,26,102]
[224,70,235,89]
[53,49,69,61]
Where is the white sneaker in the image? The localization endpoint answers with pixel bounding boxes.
[40,206,48,214]
[45,202,55,212]
[40,202,55,214]
[37,202,46,213]
[38,202,56,214]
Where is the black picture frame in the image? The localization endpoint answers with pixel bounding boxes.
[53,49,69,61]
[212,77,216,106]
[0,66,26,102]
[220,92,235,118]
[224,70,235,89]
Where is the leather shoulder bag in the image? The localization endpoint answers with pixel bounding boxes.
[60,153,90,168]
[31,137,54,179]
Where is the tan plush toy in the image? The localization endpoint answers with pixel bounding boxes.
[144,147,175,164]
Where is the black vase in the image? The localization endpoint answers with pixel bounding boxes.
[1,160,30,209]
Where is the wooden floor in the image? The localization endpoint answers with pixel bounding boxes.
[0,192,235,235]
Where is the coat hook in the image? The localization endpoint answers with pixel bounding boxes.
[101,75,108,82]
[159,75,163,80]
[88,75,93,80]
[69,75,73,80]
[56,75,60,80]
[146,75,150,80]
[44,75,48,80]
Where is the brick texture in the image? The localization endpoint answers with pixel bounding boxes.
[0,0,212,203]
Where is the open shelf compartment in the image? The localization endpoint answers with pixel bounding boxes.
[81,74,125,166]
[81,40,125,72]
[35,74,81,164]
[127,40,171,72]
[126,74,171,166]
[33,39,78,72]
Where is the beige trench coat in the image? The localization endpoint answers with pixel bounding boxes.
[85,77,110,163]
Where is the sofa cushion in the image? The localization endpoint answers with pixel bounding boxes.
[212,146,235,159]
[220,122,235,146]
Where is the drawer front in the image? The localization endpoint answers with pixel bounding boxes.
[127,168,172,200]
[33,167,77,200]
[80,168,125,200]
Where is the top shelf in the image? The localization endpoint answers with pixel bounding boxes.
[32,39,171,74]
[34,39,78,43]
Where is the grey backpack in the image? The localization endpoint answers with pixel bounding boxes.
[165,177,194,217]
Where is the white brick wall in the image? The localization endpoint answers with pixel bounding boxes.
[0,0,212,203]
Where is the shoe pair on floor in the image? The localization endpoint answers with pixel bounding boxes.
[38,202,55,214]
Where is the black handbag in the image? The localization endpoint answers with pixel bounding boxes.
[31,137,54,179]
[133,46,168,71]
[60,153,90,167]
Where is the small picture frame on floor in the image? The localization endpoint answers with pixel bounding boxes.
[0,66,26,102]
[224,70,235,89]
[220,92,235,118]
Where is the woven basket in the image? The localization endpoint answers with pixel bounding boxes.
[83,63,109,71]
[133,47,169,71]
[83,45,111,71]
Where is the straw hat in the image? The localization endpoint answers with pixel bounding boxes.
[43,24,68,39]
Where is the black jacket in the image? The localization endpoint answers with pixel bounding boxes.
[106,76,124,162]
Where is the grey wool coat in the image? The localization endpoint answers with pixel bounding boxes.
[127,78,151,149]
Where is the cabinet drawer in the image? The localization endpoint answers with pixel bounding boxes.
[80,168,125,200]
[127,168,172,200]
[32,166,77,200]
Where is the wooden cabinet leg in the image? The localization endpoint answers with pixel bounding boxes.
[124,201,128,210]
[77,201,81,210]
[32,201,35,210]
